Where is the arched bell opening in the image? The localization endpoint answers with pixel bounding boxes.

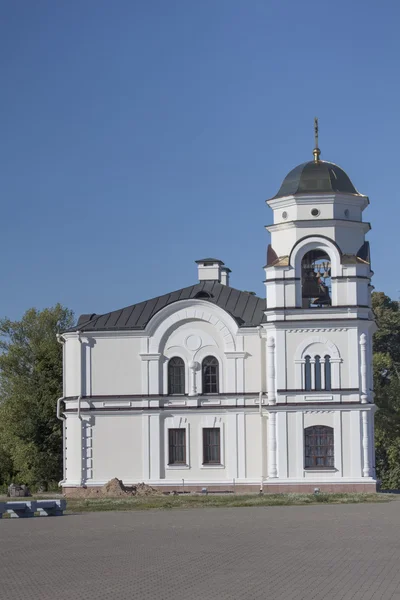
[301,250,331,308]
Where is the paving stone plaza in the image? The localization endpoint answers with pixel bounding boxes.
[1,501,400,600]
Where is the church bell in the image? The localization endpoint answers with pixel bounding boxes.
[302,269,331,305]
[312,281,331,306]
[302,269,322,298]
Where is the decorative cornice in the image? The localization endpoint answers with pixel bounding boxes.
[64,330,146,339]
[224,352,247,359]
[267,193,369,210]
[277,388,359,393]
[238,327,261,335]
[63,402,377,414]
[265,219,371,234]
[262,403,376,412]
[63,392,264,401]
[139,353,161,361]
[264,305,370,313]
[286,328,348,333]
[304,410,334,414]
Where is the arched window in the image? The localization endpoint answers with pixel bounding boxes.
[304,356,311,391]
[304,426,334,469]
[303,354,333,391]
[324,355,331,391]
[314,355,321,391]
[168,357,185,395]
[202,356,219,394]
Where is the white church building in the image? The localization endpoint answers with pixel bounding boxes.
[58,137,377,494]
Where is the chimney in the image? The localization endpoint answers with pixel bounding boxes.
[220,266,231,286]
[195,259,231,285]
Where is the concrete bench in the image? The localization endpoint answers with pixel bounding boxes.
[36,500,66,517]
[0,499,66,518]
[0,501,37,518]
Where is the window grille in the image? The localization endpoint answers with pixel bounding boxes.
[304,425,334,468]
[202,356,219,394]
[168,357,185,395]
[168,429,186,465]
[203,428,221,464]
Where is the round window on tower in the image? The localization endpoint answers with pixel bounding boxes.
[344,209,350,218]
[282,211,288,220]
[311,208,320,217]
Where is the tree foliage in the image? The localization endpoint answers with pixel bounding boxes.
[372,292,400,488]
[0,304,74,488]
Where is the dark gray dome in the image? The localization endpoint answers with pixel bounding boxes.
[273,160,360,199]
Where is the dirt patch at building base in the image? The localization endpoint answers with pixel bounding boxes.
[66,478,163,499]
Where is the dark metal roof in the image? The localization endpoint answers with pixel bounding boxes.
[195,258,225,264]
[272,160,360,199]
[67,281,266,333]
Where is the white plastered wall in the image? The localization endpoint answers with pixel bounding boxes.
[160,320,226,395]
[138,410,265,484]
[283,409,362,480]
[65,415,83,485]
[244,333,264,393]
[64,337,81,397]
[90,337,142,396]
[286,330,348,389]
[145,299,263,396]
[269,223,367,259]
[64,301,265,400]
[64,334,143,397]
[91,413,143,483]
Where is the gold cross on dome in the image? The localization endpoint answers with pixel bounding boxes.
[313,117,321,162]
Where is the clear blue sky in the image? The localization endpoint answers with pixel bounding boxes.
[2,0,399,322]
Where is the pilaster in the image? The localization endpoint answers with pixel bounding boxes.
[237,413,246,479]
[267,412,278,478]
[149,414,161,479]
[227,413,239,479]
[360,334,368,404]
[276,411,288,478]
[333,411,343,477]
[140,353,161,395]
[267,336,276,405]
[362,410,371,477]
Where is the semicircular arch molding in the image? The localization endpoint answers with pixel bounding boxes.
[295,336,341,361]
[147,299,238,353]
[290,235,342,278]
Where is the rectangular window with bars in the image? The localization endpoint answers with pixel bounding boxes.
[304,426,334,469]
[168,429,186,465]
[203,428,221,464]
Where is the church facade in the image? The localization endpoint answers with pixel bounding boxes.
[58,143,377,494]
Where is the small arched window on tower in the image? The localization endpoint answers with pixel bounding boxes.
[303,354,332,391]
[168,357,185,395]
[202,356,219,394]
[314,356,322,390]
[324,355,332,391]
[304,356,312,391]
[301,250,331,308]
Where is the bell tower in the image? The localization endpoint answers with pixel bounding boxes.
[263,121,376,491]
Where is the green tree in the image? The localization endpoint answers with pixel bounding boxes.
[0,304,74,488]
[372,292,400,488]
